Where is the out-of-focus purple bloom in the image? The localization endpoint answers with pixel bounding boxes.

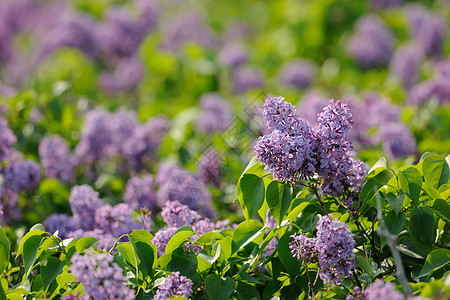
[0,185,20,226]
[39,135,74,183]
[296,91,329,126]
[154,271,193,300]
[68,228,117,251]
[433,59,450,103]
[379,122,417,159]
[124,174,158,212]
[44,213,76,239]
[99,56,144,94]
[196,93,232,134]
[38,11,99,60]
[289,234,318,262]
[152,226,177,256]
[156,162,180,186]
[197,147,222,187]
[75,109,114,165]
[347,15,394,68]
[347,280,404,300]
[2,160,41,193]
[389,43,423,90]
[409,81,435,105]
[217,43,249,68]
[68,251,135,300]
[110,109,139,157]
[0,82,17,98]
[233,66,263,94]
[0,117,17,162]
[161,200,201,228]
[279,59,317,90]
[161,12,218,53]
[407,4,446,57]
[157,165,213,216]
[369,0,403,9]
[95,203,151,237]
[316,215,355,285]
[69,185,104,231]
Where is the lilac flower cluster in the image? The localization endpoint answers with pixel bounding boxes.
[0,185,20,226]
[290,215,356,286]
[68,229,117,251]
[217,43,249,68]
[196,147,222,187]
[347,15,393,68]
[38,135,74,183]
[379,123,418,159]
[2,160,41,193]
[95,203,151,237]
[161,200,201,228]
[68,185,104,231]
[233,66,264,94]
[346,280,403,300]
[369,0,403,9]
[157,164,213,216]
[75,109,169,173]
[254,96,366,204]
[196,93,232,134]
[123,175,158,212]
[44,213,76,239]
[152,227,178,256]
[68,252,135,300]
[389,43,423,90]
[99,56,144,94]
[406,4,446,58]
[0,116,17,162]
[278,59,317,90]
[154,271,193,300]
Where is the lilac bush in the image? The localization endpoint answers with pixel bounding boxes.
[68,185,104,231]
[39,135,74,183]
[123,174,158,212]
[154,271,193,300]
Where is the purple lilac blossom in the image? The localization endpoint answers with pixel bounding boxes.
[123,174,158,212]
[0,82,17,98]
[157,165,213,216]
[2,160,41,193]
[0,117,17,162]
[217,43,249,68]
[197,147,222,187]
[196,93,232,134]
[44,213,76,239]
[156,162,180,186]
[347,15,394,68]
[289,234,318,262]
[74,109,114,166]
[233,66,264,94]
[110,109,139,157]
[160,12,218,53]
[346,279,404,300]
[389,43,423,90]
[68,252,135,300]
[406,4,446,58]
[95,203,151,237]
[433,59,450,103]
[161,200,201,228]
[39,135,74,183]
[152,227,177,256]
[122,116,169,171]
[315,215,355,285]
[154,271,193,300]
[69,185,104,231]
[379,122,417,159]
[279,59,317,90]
[99,56,144,94]
[409,81,435,105]
[296,90,329,126]
[0,185,20,226]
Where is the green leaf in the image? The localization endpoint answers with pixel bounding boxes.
[17,230,45,257]
[409,207,436,254]
[266,181,292,226]
[236,282,261,300]
[419,249,450,278]
[398,167,422,206]
[165,226,194,254]
[117,243,138,274]
[355,255,372,276]
[129,230,157,279]
[205,274,235,300]
[359,178,383,214]
[0,228,10,274]
[431,199,450,223]
[217,236,233,263]
[422,154,450,189]
[30,224,45,232]
[233,220,265,251]
[382,191,405,215]
[0,280,5,299]
[40,257,64,289]
[22,235,44,280]
[277,231,301,278]
[75,236,99,253]
[241,174,266,220]
[385,211,406,236]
